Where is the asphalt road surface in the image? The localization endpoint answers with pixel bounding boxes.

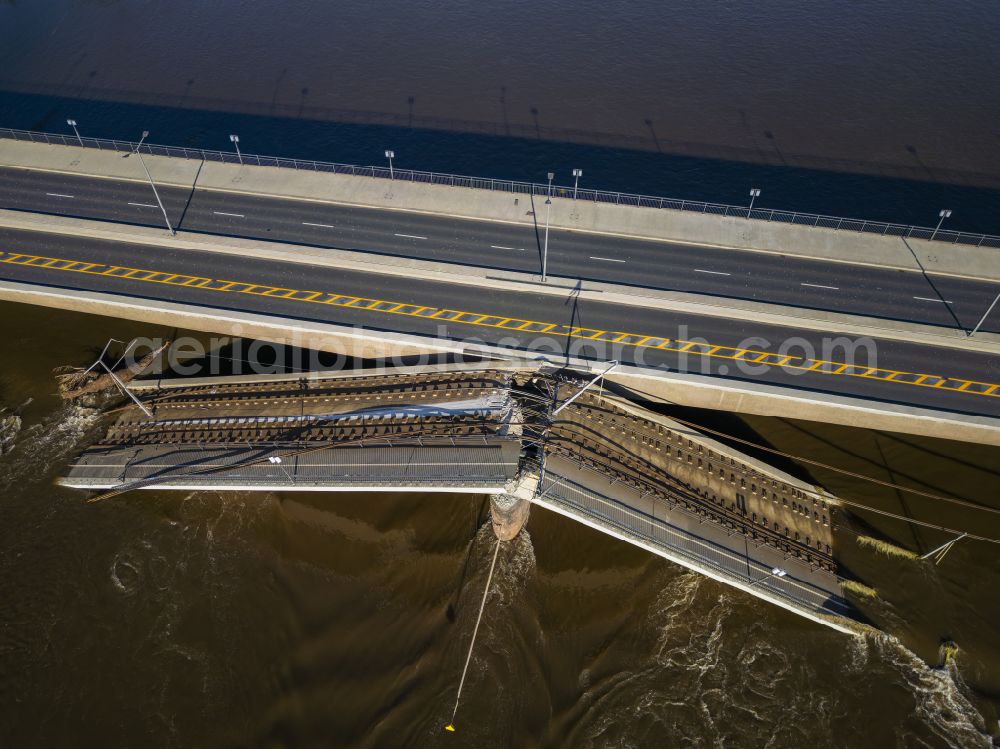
[1,227,998,418]
[0,166,998,334]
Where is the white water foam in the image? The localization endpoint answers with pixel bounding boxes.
[565,569,994,748]
[868,632,991,749]
[0,404,102,491]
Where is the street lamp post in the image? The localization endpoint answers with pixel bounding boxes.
[572,168,583,200]
[552,360,619,415]
[385,149,395,180]
[931,209,952,240]
[135,130,175,236]
[230,134,242,165]
[542,171,554,283]
[748,188,761,219]
[66,119,82,147]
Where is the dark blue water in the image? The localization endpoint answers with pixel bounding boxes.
[3,0,999,233]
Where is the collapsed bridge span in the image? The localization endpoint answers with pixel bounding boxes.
[59,363,859,633]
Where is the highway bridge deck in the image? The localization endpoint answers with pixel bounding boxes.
[1,164,998,332]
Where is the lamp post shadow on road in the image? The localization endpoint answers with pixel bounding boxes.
[134,130,175,236]
[542,171,554,283]
[969,290,1000,337]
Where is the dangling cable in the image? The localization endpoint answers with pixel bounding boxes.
[446,538,502,732]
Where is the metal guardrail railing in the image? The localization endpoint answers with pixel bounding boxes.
[3,126,998,249]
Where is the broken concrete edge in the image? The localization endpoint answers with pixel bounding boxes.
[2,279,997,446]
[530,494,858,636]
[2,209,998,356]
[3,138,999,283]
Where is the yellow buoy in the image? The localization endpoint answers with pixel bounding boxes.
[445,724,456,732]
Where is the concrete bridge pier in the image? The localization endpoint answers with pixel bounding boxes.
[490,473,538,541]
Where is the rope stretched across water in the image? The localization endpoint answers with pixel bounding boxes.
[446,538,502,732]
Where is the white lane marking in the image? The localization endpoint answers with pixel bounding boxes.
[694,268,730,276]
[590,256,625,263]
[394,233,427,240]
[302,222,335,228]
[127,202,158,208]
[45,192,74,199]
[491,245,527,252]
[801,282,840,290]
[213,211,245,218]
[913,296,953,304]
